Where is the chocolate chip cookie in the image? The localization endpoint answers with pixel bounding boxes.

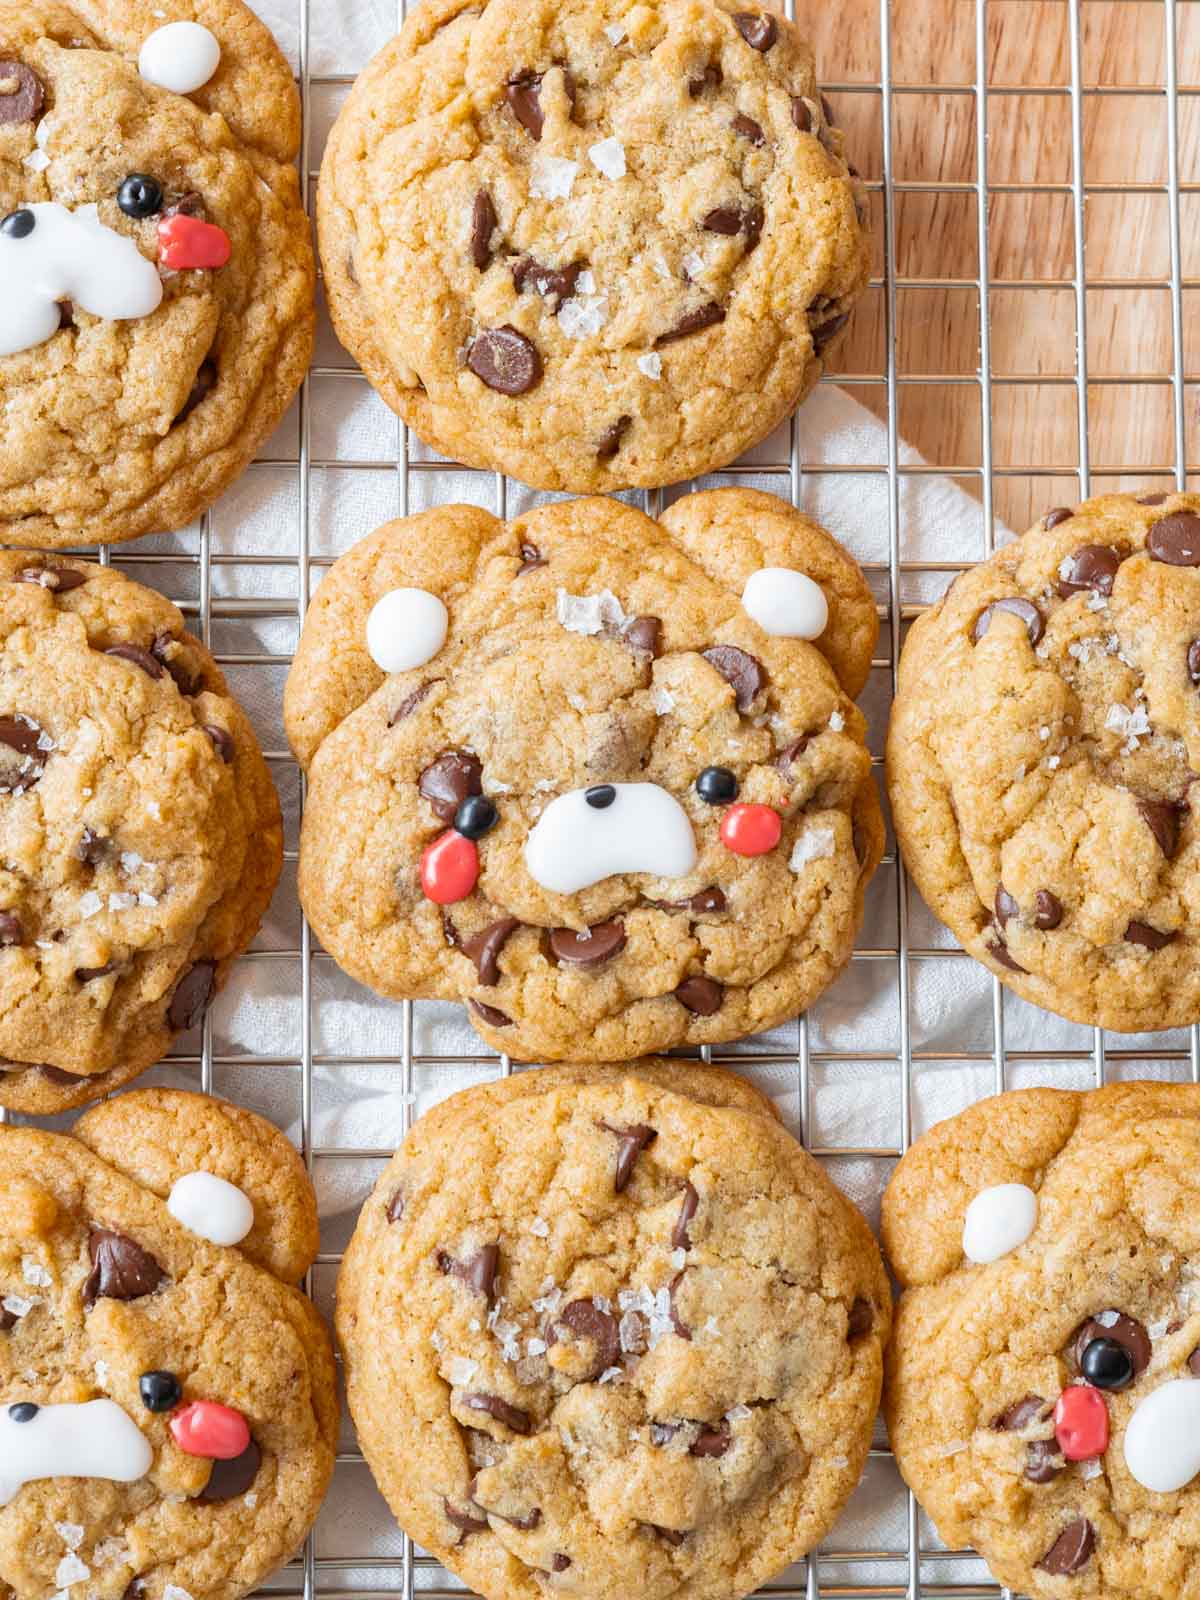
[338,1059,889,1600]
[883,1081,1200,1600]
[888,491,1200,1032]
[0,553,281,1114]
[0,2,313,547]
[318,0,867,493]
[284,488,882,1060]
[0,1086,337,1600]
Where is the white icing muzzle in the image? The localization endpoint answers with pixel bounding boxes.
[524,782,697,895]
[0,1399,153,1505]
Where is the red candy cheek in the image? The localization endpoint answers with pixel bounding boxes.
[1054,1384,1109,1460]
[719,803,783,858]
[421,830,479,905]
[170,1400,251,1460]
[157,213,233,271]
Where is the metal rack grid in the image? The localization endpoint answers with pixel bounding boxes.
[6,0,1197,1598]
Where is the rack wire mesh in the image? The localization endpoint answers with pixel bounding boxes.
[4,0,1197,1597]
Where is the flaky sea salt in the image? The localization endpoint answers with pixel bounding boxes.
[589,137,627,180]
[682,250,705,280]
[120,851,144,874]
[598,1366,622,1384]
[790,827,836,873]
[637,352,662,380]
[22,1259,51,1288]
[619,1310,644,1353]
[94,1359,109,1386]
[526,1337,548,1358]
[559,291,609,340]
[78,891,102,918]
[604,21,627,43]
[55,1554,89,1588]
[670,1249,686,1271]
[448,1356,478,1386]
[530,155,578,200]
[530,1216,550,1238]
[726,1403,752,1422]
[1,1294,35,1318]
[829,710,846,732]
[556,588,628,636]
[108,892,136,912]
[164,1587,194,1600]
[54,1524,85,1552]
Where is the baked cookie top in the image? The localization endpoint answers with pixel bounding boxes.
[0,552,281,1116]
[318,0,867,493]
[284,489,882,1061]
[888,491,1200,1033]
[0,1087,337,1600]
[0,2,313,548]
[883,1082,1200,1600]
[338,1060,890,1600]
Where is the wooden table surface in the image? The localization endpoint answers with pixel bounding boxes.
[797,0,1199,536]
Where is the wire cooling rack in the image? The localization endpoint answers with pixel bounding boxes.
[4,1,1197,1597]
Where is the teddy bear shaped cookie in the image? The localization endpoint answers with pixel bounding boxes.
[0,1087,337,1600]
[0,1,314,546]
[285,488,883,1060]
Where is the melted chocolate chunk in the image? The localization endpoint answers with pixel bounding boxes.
[390,680,439,725]
[1140,492,1170,506]
[552,1553,572,1572]
[971,597,1044,647]
[656,303,726,347]
[597,414,632,463]
[444,1497,489,1536]
[623,615,662,656]
[0,912,22,947]
[1025,1439,1063,1484]
[702,645,765,711]
[199,1439,261,1503]
[419,751,483,823]
[174,358,218,426]
[1189,1346,1200,1378]
[648,888,727,916]
[1044,506,1075,530]
[734,12,778,50]
[76,827,109,867]
[847,1297,874,1339]
[168,960,216,1032]
[203,724,235,764]
[517,542,547,576]
[0,1307,14,1332]
[994,886,1019,927]
[703,206,742,236]
[0,62,43,124]
[0,715,48,793]
[470,999,513,1028]
[463,1392,531,1434]
[76,961,118,983]
[494,1507,541,1531]
[467,327,543,396]
[1071,1312,1151,1379]
[994,1393,1047,1431]
[731,113,765,145]
[669,1270,692,1340]
[986,933,1026,973]
[1138,799,1185,858]
[1056,543,1124,598]
[438,1243,500,1304]
[1148,512,1200,567]
[549,921,626,967]
[688,65,722,97]
[690,1422,731,1458]
[1033,890,1063,930]
[84,1228,165,1309]
[511,256,583,307]
[152,633,201,696]
[462,918,520,985]
[506,71,546,139]
[16,565,86,593]
[812,311,850,352]
[386,1188,405,1224]
[1037,1519,1094,1577]
[674,976,725,1016]
[1125,919,1176,951]
[775,736,811,772]
[791,97,814,131]
[1188,639,1200,686]
[105,643,164,680]
[673,1183,699,1250]
[471,190,498,271]
[602,1121,657,1192]
[550,1299,621,1379]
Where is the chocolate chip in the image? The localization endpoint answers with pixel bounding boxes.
[690,1422,731,1457]
[76,827,109,867]
[775,736,811,772]
[1037,1519,1095,1577]
[702,644,765,711]
[1148,512,1200,567]
[1025,1439,1063,1484]
[1034,890,1063,930]
[602,1121,657,1192]
[389,679,439,724]
[792,97,813,131]
[467,327,543,396]
[986,934,1026,973]
[439,1243,500,1304]
[39,1063,89,1084]
[1138,798,1184,858]
[847,1298,874,1339]
[470,999,513,1028]
[517,543,547,576]
[1072,1312,1151,1379]
[597,415,632,463]
[16,565,86,593]
[0,1308,14,1332]
[471,190,498,271]
[0,63,44,125]
[650,1526,687,1547]
[76,961,118,983]
[1140,492,1170,506]
[493,1507,542,1531]
[552,1554,572,1572]
[622,616,662,656]
[734,13,778,50]
[199,1439,261,1503]
[105,644,164,680]
[84,1228,165,1309]
[1189,640,1200,686]
[688,65,722,97]
[703,206,744,236]
[507,71,545,139]
[549,921,626,967]
[1044,506,1075,530]
[971,597,1044,647]
[675,976,724,1016]
[994,886,1019,927]
[994,1394,1047,1431]
[812,311,850,352]
[0,912,22,947]
[673,1183,699,1250]
[164,192,206,221]
[549,1299,621,1380]
[419,751,483,823]
[167,959,216,1032]
[462,918,520,985]
[656,303,726,347]
[463,1393,531,1434]
[668,1270,691,1340]
[174,358,218,426]
[648,888,727,915]
[0,715,47,793]
[444,1497,489,1536]
[1056,543,1124,598]
[731,113,765,145]
[203,724,234,764]
[386,1189,405,1224]
[511,256,583,308]
[1125,919,1176,951]
[1189,1347,1200,1377]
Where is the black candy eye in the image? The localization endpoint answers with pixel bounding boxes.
[8,1401,38,1422]
[1080,1336,1135,1391]
[118,174,164,220]
[695,766,738,805]
[139,1370,182,1412]
[454,795,498,840]
[0,209,35,239]
[585,785,616,810]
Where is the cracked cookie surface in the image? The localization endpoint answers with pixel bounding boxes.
[0,1,313,547]
[317,0,867,493]
[888,491,1200,1032]
[338,1059,889,1600]
[0,1087,337,1600]
[884,1083,1200,1600]
[0,552,281,1114]
[284,489,882,1061]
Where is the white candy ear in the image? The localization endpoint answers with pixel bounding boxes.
[961,1183,1038,1263]
[138,21,222,94]
[742,567,829,640]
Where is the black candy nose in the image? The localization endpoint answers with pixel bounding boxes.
[585,785,616,810]
[0,209,35,239]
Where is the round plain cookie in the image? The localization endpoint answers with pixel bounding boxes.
[0,2,314,548]
[0,1087,338,1600]
[0,553,282,1115]
[888,491,1200,1033]
[317,0,867,494]
[338,1059,890,1600]
[284,488,883,1061]
[883,1082,1200,1600]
